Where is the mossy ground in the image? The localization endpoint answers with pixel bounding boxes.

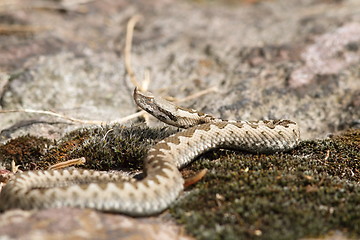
[0,124,175,171]
[0,135,53,170]
[42,124,175,171]
[0,127,359,239]
[170,129,360,240]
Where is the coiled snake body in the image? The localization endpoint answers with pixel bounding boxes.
[0,89,300,215]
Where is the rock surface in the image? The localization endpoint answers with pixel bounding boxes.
[0,0,359,142]
[0,208,192,240]
[0,0,359,239]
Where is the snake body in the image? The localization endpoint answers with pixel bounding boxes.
[0,88,300,215]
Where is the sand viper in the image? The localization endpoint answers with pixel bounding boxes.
[0,88,300,215]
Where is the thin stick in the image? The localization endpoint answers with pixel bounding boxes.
[164,86,218,103]
[48,157,86,170]
[124,15,143,91]
[0,0,95,12]
[0,109,105,124]
[109,110,145,124]
[60,0,95,8]
[0,109,146,125]
[177,86,218,103]
[0,24,48,34]
[184,169,208,188]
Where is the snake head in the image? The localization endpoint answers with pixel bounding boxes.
[133,88,216,128]
[133,87,179,126]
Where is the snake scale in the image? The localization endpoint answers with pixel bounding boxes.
[0,88,300,215]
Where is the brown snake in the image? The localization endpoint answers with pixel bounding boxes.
[0,88,300,215]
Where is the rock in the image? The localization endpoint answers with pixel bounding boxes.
[0,0,359,239]
[0,208,192,240]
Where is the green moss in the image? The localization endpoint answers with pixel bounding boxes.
[170,129,360,240]
[0,125,175,171]
[1,126,359,239]
[43,124,175,171]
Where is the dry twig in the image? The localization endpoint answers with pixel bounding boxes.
[0,108,146,125]
[0,25,48,35]
[184,169,208,188]
[48,157,86,170]
[124,14,143,91]
[0,0,95,13]
[0,109,104,125]
[177,86,218,103]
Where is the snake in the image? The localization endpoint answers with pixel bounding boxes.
[0,88,300,216]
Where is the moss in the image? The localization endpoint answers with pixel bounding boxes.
[0,135,52,170]
[0,125,175,171]
[1,126,359,239]
[42,124,176,171]
[169,129,360,240]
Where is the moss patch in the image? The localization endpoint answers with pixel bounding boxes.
[0,135,52,170]
[170,129,360,240]
[0,127,359,239]
[0,125,175,171]
[43,124,175,171]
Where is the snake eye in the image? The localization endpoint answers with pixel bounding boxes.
[144,97,154,105]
